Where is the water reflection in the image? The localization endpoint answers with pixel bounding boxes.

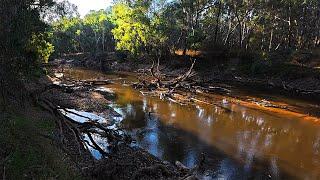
[105,81,320,179]
[64,69,320,179]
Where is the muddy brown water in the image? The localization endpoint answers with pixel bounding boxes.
[64,68,320,179]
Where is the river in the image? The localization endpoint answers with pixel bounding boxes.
[64,68,320,179]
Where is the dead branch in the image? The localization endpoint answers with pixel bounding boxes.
[86,133,108,157]
[35,95,131,159]
[143,58,196,91]
[165,58,196,88]
[79,79,110,85]
[150,59,162,87]
[134,57,198,105]
[3,166,5,180]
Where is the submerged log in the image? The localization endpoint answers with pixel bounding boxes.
[79,79,111,85]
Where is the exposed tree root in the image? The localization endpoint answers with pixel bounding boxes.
[35,94,131,160]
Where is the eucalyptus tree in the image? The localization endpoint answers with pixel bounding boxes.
[84,10,112,53]
[51,17,83,54]
[49,0,320,61]
[110,2,151,55]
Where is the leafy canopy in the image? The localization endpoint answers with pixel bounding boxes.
[110,3,151,54]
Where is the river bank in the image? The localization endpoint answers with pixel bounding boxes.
[64,52,320,101]
[1,59,203,179]
[22,65,202,179]
[46,61,320,179]
[54,54,320,119]
[5,57,319,179]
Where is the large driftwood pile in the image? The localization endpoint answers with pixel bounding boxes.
[133,57,235,107]
[133,57,197,100]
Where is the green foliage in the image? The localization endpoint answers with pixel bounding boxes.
[84,10,108,33]
[26,33,55,63]
[51,10,114,55]
[51,17,83,53]
[110,1,171,56]
[47,0,320,66]
[110,3,150,55]
[84,10,113,53]
[149,13,169,48]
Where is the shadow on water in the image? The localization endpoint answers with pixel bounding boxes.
[106,84,299,179]
[64,68,320,179]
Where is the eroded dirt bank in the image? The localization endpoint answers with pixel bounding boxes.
[63,52,320,101]
[25,63,204,180]
[2,53,319,179]
[40,59,320,179]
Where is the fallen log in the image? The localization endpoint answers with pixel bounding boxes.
[79,79,111,85]
[191,98,232,113]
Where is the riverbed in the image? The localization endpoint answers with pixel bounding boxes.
[64,68,320,179]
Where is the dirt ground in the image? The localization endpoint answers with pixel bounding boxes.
[29,70,195,180]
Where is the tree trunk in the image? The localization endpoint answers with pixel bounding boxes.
[269,28,274,52]
[182,30,188,57]
[224,8,232,47]
[234,6,242,48]
[102,29,105,52]
[94,32,99,54]
[214,1,222,45]
[287,5,292,48]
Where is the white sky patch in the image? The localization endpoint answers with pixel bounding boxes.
[66,0,112,17]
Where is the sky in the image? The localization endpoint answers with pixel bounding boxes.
[67,0,112,17]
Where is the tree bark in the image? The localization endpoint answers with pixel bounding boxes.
[102,29,105,52]
[234,5,243,48]
[269,28,273,52]
[214,1,222,45]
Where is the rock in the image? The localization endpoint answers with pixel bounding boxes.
[54,73,64,78]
